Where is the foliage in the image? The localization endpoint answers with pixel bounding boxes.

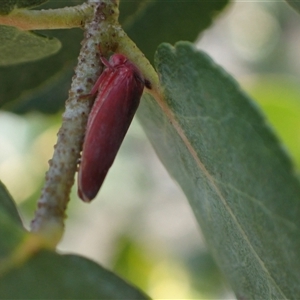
[1,0,300,299]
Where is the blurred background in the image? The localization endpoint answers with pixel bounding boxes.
[1,0,300,298]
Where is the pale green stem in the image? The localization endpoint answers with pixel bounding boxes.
[116,29,160,96]
[0,3,93,30]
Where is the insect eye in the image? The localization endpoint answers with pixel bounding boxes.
[110,54,127,66]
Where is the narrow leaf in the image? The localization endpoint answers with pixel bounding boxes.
[285,0,300,14]
[138,42,300,298]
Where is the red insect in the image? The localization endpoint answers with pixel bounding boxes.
[78,54,146,202]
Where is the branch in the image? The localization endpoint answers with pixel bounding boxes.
[0,3,93,30]
[29,0,161,247]
[30,0,120,245]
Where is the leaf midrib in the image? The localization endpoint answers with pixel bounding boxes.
[156,91,287,298]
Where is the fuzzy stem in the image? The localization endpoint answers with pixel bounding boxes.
[30,0,119,245]
[0,4,93,30]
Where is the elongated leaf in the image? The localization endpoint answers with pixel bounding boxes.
[0,250,151,299]
[138,42,300,298]
[0,0,48,15]
[245,75,300,169]
[285,0,300,14]
[0,25,61,66]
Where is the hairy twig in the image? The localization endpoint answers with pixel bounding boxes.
[30,0,119,245]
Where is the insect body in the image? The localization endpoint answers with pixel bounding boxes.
[78,54,145,202]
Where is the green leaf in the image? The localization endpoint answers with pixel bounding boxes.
[4,64,74,114]
[0,29,81,113]
[0,0,48,15]
[0,250,151,299]
[1,0,229,114]
[121,0,229,62]
[285,0,300,14]
[244,75,300,170]
[0,209,25,260]
[0,180,23,227]
[0,176,149,299]
[187,252,227,297]
[0,25,61,66]
[138,42,300,298]
[0,181,25,260]
[0,0,83,113]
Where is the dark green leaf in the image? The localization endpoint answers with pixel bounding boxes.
[4,63,74,114]
[0,0,48,15]
[0,28,82,113]
[244,75,300,169]
[0,209,25,259]
[137,42,300,298]
[187,252,227,296]
[0,0,83,113]
[121,0,229,62]
[285,0,300,14]
[0,181,25,260]
[0,180,23,227]
[0,25,61,66]
[0,250,151,299]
